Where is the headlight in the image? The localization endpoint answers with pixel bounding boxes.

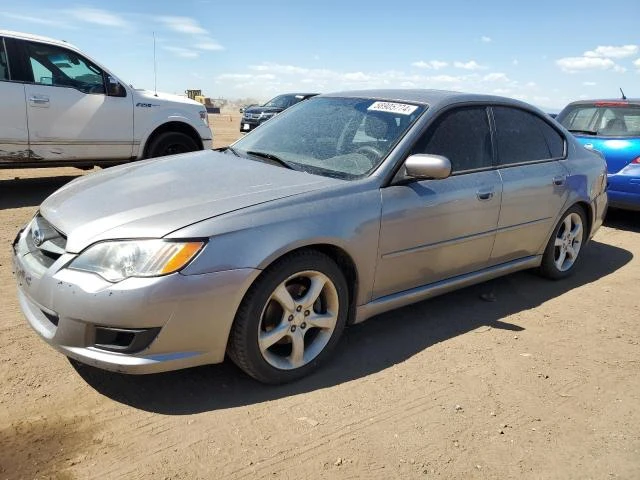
[199,110,209,126]
[69,240,205,282]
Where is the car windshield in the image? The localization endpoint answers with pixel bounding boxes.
[262,95,297,108]
[558,103,640,137]
[232,96,426,179]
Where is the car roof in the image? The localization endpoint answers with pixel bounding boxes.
[321,88,539,111]
[565,99,640,106]
[0,29,81,51]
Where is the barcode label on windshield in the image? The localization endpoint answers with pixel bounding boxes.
[368,101,418,115]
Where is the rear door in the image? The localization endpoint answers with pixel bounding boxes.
[374,106,502,298]
[489,106,569,264]
[16,39,133,162]
[0,37,29,164]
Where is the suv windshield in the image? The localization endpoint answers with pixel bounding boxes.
[232,97,426,179]
[263,95,297,109]
[558,103,640,137]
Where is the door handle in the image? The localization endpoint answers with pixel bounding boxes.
[476,189,494,201]
[553,175,566,186]
[29,95,50,106]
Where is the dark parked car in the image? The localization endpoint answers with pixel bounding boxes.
[240,93,318,132]
[557,99,640,211]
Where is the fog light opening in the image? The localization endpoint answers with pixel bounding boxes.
[93,326,160,353]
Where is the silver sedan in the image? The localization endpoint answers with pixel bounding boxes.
[12,90,608,383]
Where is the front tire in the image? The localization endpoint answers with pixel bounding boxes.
[228,250,349,384]
[538,205,587,279]
[147,132,199,158]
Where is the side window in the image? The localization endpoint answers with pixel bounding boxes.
[24,41,105,94]
[412,107,493,173]
[0,38,9,80]
[493,107,562,165]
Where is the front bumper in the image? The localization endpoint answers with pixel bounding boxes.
[12,226,260,374]
[240,119,260,132]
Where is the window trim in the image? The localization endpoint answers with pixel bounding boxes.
[0,37,11,81]
[408,103,496,175]
[20,39,108,95]
[489,105,567,169]
[386,101,569,186]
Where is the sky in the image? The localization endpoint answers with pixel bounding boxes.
[1,0,639,110]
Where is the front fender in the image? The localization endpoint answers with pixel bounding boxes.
[134,110,211,158]
[170,186,383,306]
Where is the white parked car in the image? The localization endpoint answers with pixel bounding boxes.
[0,30,212,168]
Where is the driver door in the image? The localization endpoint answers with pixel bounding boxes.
[18,39,133,162]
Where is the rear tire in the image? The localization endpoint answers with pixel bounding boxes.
[228,250,349,384]
[147,132,199,158]
[538,205,587,280]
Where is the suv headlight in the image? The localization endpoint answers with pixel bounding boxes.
[69,239,205,282]
[199,110,209,126]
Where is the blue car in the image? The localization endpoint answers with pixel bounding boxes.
[557,99,640,211]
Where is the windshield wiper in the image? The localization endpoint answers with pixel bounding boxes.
[247,151,297,170]
[215,146,241,157]
[568,129,598,135]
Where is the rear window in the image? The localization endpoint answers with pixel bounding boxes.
[558,104,640,137]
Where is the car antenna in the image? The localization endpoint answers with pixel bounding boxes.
[620,87,627,100]
[153,31,158,97]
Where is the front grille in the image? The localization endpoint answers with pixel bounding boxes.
[244,113,260,120]
[27,214,67,267]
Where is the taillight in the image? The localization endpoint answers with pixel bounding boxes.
[631,157,640,164]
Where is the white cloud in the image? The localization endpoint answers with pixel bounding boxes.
[481,36,492,43]
[556,56,618,72]
[1,12,70,28]
[525,81,536,87]
[194,41,224,51]
[483,72,509,82]
[156,16,208,35]
[582,81,597,86]
[427,74,465,83]
[584,45,638,59]
[67,8,128,27]
[454,60,486,70]
[344,72,371,81]
[217,74,252,80]
[411,60,448,70]
[249,64,310,75]
[512,59,519,66]
[635,58,640,68]
[163,46,199,59]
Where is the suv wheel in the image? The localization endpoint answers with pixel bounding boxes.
[147,132,198,158]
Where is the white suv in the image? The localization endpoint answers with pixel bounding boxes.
[0,30,212,168]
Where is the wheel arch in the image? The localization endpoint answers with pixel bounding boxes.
[574,200,593,238]
[141,121,203,158]
[252,243,360,325]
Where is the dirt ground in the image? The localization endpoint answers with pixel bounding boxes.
[1,113,639,479]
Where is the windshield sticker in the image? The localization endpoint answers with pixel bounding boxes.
[368,101,418,115]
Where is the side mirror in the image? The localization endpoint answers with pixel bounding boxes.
[106,76,126,97]
[404,154,451,180]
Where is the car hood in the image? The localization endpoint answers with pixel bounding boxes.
[134,89,203,108]
[40,151,342,253]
